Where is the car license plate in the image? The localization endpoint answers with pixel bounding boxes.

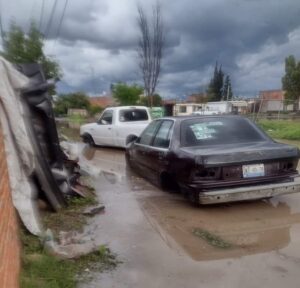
[242,164,265,178]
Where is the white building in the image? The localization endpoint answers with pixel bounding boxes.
[174,101,240,116]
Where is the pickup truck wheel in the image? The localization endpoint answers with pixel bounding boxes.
[83,134,95,146]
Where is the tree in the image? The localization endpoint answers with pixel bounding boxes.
[137,3,164,107]
[207,62,224,101]
[282,55,300,110]
[89,105,103,116]
[54,92,91,116]
[1,21,61,81]
[139,93,162,106]
[222,75,233,100]
[111,83,143,105]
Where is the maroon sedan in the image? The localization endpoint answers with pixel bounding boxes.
[126,116,300,204]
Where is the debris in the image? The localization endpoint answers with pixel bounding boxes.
[60,141,81,161]
[43,228,99,259]
[83,205,105,216]
[71,184,95,198]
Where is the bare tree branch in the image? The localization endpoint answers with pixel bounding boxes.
[137,2,164,107]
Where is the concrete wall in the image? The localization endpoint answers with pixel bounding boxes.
[0,125,20,288]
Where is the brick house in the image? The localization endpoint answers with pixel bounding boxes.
[259,90,300,112]
[0,124,21,288]
[89,96,115,108]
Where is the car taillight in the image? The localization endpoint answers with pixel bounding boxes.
[280,160,298,172]
[192,167,220,180]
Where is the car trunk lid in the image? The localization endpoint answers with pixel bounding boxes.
[180,141,300,167]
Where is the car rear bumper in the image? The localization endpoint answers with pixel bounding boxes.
[195,178,300,204]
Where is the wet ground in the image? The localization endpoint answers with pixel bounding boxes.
[78,144,300,288]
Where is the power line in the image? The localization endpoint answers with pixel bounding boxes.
[39,0,45,32]
[44,0,58,39]
[0,0,5,44]
[54,0,68,44]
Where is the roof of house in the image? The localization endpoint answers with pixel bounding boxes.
[186,93,208,103]
[259,90,285,101]
[89,96,115,107]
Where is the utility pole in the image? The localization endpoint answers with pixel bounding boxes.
[226,84,229,101]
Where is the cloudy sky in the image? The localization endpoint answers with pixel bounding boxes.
[1,0,300,98]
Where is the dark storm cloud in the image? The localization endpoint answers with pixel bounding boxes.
[2,0,300,97]
[162,0,300,73]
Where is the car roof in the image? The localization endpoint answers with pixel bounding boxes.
[155,114,246,122]
[106,106,148,110]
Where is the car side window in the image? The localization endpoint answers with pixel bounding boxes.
[137,121,161,146]
[98,110,113,125]
[153,120,173,148]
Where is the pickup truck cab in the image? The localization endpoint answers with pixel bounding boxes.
[80,106,152,148]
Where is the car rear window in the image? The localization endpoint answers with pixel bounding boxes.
[119,109,148,122]
[181,117,267,147]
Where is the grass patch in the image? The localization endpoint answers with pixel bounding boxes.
[192,228,232,249]
[56,123,81,142]
[258,120,300,140]
[42,196,98,236]
[20,230,118,288]
[67,195,97,207]
[67,114,87,124]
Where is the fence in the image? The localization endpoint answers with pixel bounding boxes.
[247,99,300,121]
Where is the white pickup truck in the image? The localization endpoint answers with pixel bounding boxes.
[80,106,152,148]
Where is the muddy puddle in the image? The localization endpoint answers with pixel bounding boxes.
[79,145,300,262]
[140,196,300,261]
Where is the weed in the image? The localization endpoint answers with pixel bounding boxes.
[42,196,98,236]
[68,196,97,207]
[75,245,120,274]
[192,228,232,249]
[20,230,119,288]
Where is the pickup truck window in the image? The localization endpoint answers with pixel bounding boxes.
[119,109,148,122]
[99,110,113,125]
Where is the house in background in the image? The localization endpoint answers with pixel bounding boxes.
[186,93,208,103]
[162,99,176,116]
[230,100,249,114]
[174,103,204,116]
[259,90,299,112]
[89,95,115,108]
[67,108,88,116]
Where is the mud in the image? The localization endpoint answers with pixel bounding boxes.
[79,145,300,288]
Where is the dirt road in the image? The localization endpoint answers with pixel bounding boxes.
[79,146,300,288]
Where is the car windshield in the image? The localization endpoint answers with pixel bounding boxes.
[180,117,267,147]
[119,109,148,122]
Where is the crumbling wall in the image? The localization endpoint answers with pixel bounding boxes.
[0,124,20,288]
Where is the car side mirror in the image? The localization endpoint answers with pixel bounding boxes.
[126,135,139,146]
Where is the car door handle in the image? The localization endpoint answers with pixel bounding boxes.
[108,127,112,130]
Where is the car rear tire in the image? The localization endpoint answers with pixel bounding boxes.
[159,172,179,193]
[188,191,200,207]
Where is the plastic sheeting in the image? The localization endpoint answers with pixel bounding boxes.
[0,57,42,235]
